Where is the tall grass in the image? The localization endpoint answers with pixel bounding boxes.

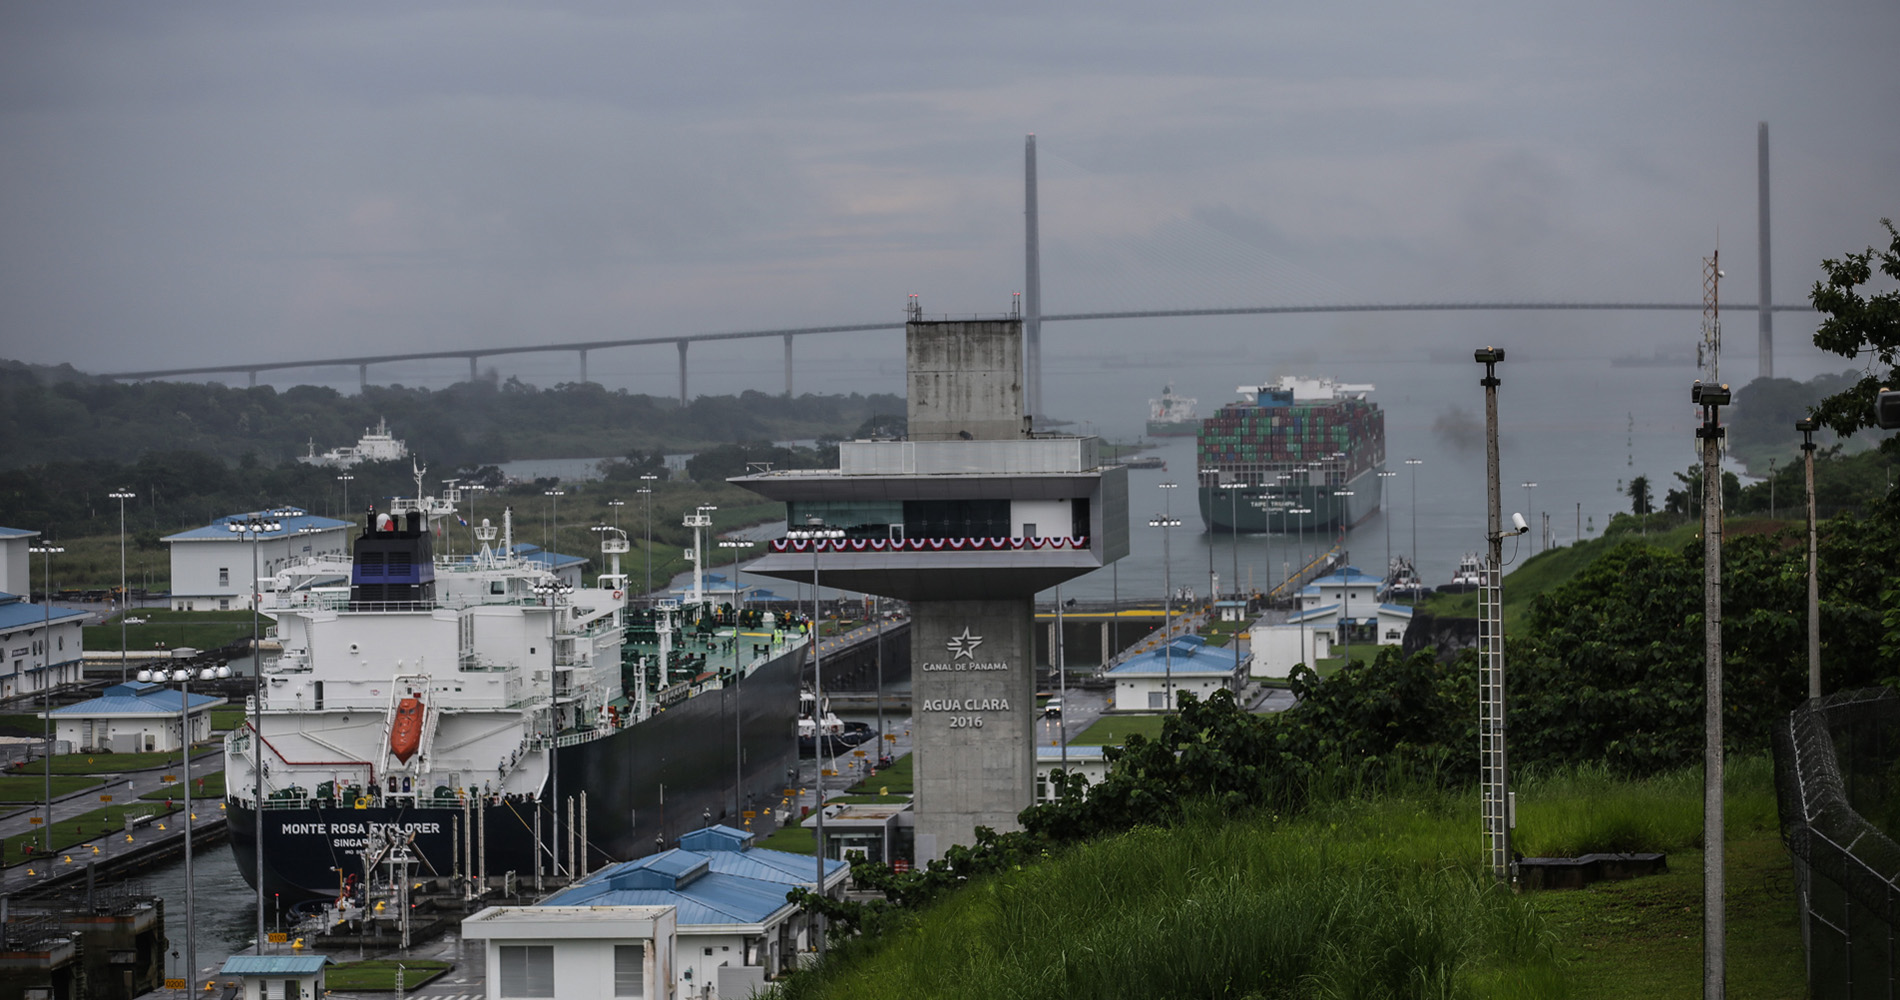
[778,760,1783,999]
[784,798,1562,1000]
[1512,755,1778,857]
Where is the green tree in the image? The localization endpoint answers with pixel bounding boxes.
[1810,218,1900,447]
[1627,475,1653,515]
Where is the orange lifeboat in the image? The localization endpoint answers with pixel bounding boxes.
[389,697,424,763]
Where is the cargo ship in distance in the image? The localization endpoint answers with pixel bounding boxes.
[1196,376,1385,533]
[224,485,804,902]
[1146,383,1200,437]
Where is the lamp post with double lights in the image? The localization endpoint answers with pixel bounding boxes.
[1199,469,1221,603]
[1333,490,1355,661]
[139,661,228,989]
[783,521,843,958]
[1377,470,1398,586]
[1404,459,1423,603]
[531,578,574,881]
[227,509,282,949]
[1148,513,1181,711]
[608,497,626,531]
[639,475,659,601]
[336,474,355,519]
[110,489,136,682]
[543,488,566,560]
[718,538,756,817]
[1215,481,1244,673]
[28,542,63,854]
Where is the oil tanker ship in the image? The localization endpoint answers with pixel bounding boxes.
[223,487,804,901]
[1146,382,1200,437]
[1195,376,1385,533]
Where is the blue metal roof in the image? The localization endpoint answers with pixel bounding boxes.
[1298,566,1381,594]
[163,509,350,543]
[545,870,796,926]
[0,594,88,632]
[541,834,846,926]
[0,526,39,539]
[508,544,589,570]
[1107,634,1242,676]
[220,955,332,975]
[49,681,221,717]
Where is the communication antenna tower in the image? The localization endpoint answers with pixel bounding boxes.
[1698,250,1723,384]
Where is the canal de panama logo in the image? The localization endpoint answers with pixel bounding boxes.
[946,627,983,659]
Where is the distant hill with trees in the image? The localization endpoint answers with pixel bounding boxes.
[0,361,903,471]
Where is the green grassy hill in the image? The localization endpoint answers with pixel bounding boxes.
[1419,518,1703,631]
[775,760,1800,999]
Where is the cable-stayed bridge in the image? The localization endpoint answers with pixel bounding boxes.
[106,126,1801,404]
[101,299,1812,402]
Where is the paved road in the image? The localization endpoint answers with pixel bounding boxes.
[0,749,225,895]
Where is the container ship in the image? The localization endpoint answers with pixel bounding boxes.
[1195,376,1385,533]
[1146,383,1200,437]
[224,487,805,902]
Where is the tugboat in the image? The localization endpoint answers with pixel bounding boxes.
[1378,555,1428,603]
[1437,553,1484,594]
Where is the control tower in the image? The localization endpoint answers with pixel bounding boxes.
[731,312,1128,859]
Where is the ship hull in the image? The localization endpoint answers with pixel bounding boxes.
[1145,420,1198,437]
[1197,464,1384,534]
[231,643,804,901]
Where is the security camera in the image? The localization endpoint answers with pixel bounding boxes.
[1691,381,1731,407]
[1795,417,1818,434]
[1473,347,1505,364]
[1511,512,1530,534]
[1877,388,1900,430]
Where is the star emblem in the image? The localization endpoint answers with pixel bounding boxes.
[946,627,983,660]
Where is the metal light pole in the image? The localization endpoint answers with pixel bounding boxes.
[227,510,282,950]
[1766,459,1776,520]
[639,475,659,601]
[1797,419,1819,698]
[719,538,755,815]
[141,663,228,987]
[608,498,626,531]
[543,489,566,560]
[532,578,574,879]
[1334,490,1354,661]
[1199,469,1220,602]
[1148,514,1181,711]
[1694,379,1731,998]
[110,489,135,682]
[28,542,63,855]
[336,474,354,519]
[785,521,842,958]
[1405,459,1423,603]
[1475,347,1513,885]
[1376,471,1397,587]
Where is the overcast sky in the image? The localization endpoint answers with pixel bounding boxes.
[2,1,1896,392]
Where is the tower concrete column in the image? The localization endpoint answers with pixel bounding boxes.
[784,334,794,397]
[910,599,1036,861]
[579,349,589,385]
[359,363,367,392]
[469,356,479,383]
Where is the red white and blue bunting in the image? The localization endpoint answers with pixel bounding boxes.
[770,536,1089,553]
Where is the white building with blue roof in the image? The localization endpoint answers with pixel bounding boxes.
[162,508,351,611]
[0,525,40,597]
[1290,565,1414,650]
[217,953,333,1000]
[507,543,590,589]
[1104,634,1246,711]
[44,679,223,753]
[0,590,87,701]
[515,823,849,995]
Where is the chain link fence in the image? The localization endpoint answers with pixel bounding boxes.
[1774,686,1900,996]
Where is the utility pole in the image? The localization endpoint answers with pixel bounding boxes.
[1695,379,1731,1000]
[1797,419,1819,699]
